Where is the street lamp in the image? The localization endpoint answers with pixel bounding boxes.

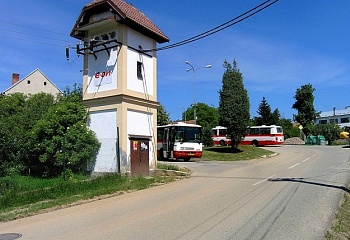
[185,60,212,125]
[179,106,186,122]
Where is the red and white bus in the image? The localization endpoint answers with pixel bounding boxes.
[157,122,202,161]
[212,125,284,146]
[212,126,231,146]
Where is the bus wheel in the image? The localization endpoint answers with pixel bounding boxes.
[252,140,259,147]
[184,158,191,162]
[219,140,226,146]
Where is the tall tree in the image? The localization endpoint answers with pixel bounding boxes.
[255,97,280,126]
[292,83,318,135]
[256,97,272,125]
[157,104,170,126]
[218,59,250,149]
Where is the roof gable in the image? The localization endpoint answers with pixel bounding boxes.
[71,0,169,43]
[3,68,62,95]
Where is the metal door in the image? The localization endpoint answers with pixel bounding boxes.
[130,139,149,176]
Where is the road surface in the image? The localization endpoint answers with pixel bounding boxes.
[0,145,349,240]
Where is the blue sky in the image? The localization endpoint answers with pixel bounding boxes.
[1,0,349,121]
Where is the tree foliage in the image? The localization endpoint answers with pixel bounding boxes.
[292,83,318,135]
[157,104,170,126]
[310,123,342,144]
[277,118,300,139]
[0,86,100,178]
[255,97,280,126]
[184,102,218,127]
[218,59,250,149]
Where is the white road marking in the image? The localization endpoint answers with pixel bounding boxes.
[303,158,310,162]
[253,174,276,186]
[288,163,300,169]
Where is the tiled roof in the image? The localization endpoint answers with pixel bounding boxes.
[73,0,169,43]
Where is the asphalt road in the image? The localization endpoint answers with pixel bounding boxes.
[0,145,349,240]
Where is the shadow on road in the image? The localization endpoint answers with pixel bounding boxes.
[269,177,350,193]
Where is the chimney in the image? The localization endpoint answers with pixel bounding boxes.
[12,73,20,85]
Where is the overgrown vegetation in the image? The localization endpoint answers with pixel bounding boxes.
[0,173,175,222]
[326,191,350,239]
[0,84,100,178]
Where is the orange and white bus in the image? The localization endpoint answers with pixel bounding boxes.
[212,125,284,146]
[157,122,202,161]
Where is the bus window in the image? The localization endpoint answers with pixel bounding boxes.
[249,128,258,134]
[260,128,270,134]
[157,129,164,141]
[175,130,185,142]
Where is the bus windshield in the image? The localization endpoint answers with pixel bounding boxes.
[175,126,201,143]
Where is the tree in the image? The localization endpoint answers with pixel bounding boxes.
[0,89,100,178]
[277,118,299,139]
[254,97,280,126]
[184,102,218,127]
[310,123,341,144]
[29,99,100,177]
[256,97,272,125]
[292,84,318,135]
[218,59,250,149]
[157,104,170,126]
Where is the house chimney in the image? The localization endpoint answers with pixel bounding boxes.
[12,73,20,85]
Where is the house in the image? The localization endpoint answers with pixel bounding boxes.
[70,0,169,176]
[315,106,350,128]
[2,69,62,96]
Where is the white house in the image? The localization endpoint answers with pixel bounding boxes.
[315,106,350,128]
[3,69,62,96]
[70,0,169,176]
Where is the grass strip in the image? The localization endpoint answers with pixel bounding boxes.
[201,145,275,161]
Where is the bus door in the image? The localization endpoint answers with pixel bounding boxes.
[162,127,170,158]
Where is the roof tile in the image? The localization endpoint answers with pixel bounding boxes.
[86,0,169,43]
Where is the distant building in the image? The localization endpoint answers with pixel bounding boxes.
[315,106,350,128]
[2,69,62,96]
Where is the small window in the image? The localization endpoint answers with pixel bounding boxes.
[137,61,143,80]
[44,82,47,86]
[341,117,349,123]
[27,80,31,84]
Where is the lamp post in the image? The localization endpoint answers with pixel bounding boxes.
[179,106,186,122]
[185,61,211,125]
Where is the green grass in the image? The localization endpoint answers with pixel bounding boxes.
[200,145,275,161]
[0,174,175,222]
[326,191,350,239]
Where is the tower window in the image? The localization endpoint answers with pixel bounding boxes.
[27,80,31,84]
[137,61,143,80]
[44,82,47,86]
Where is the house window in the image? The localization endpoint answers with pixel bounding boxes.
[341,117,349,123]
[330,118,338,124]
[319,120,327,124]
[44,82,47,86]
[27,80,31,84]
[137,61,143,80]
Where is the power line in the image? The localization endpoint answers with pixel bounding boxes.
[0,20,67,36]
[0,28,71,43]
[144,0,279,52]
[0,34,67,47]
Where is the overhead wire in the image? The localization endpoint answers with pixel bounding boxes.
[0,20,67,36]
[143,0,279,52]
[0,20,73,47]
